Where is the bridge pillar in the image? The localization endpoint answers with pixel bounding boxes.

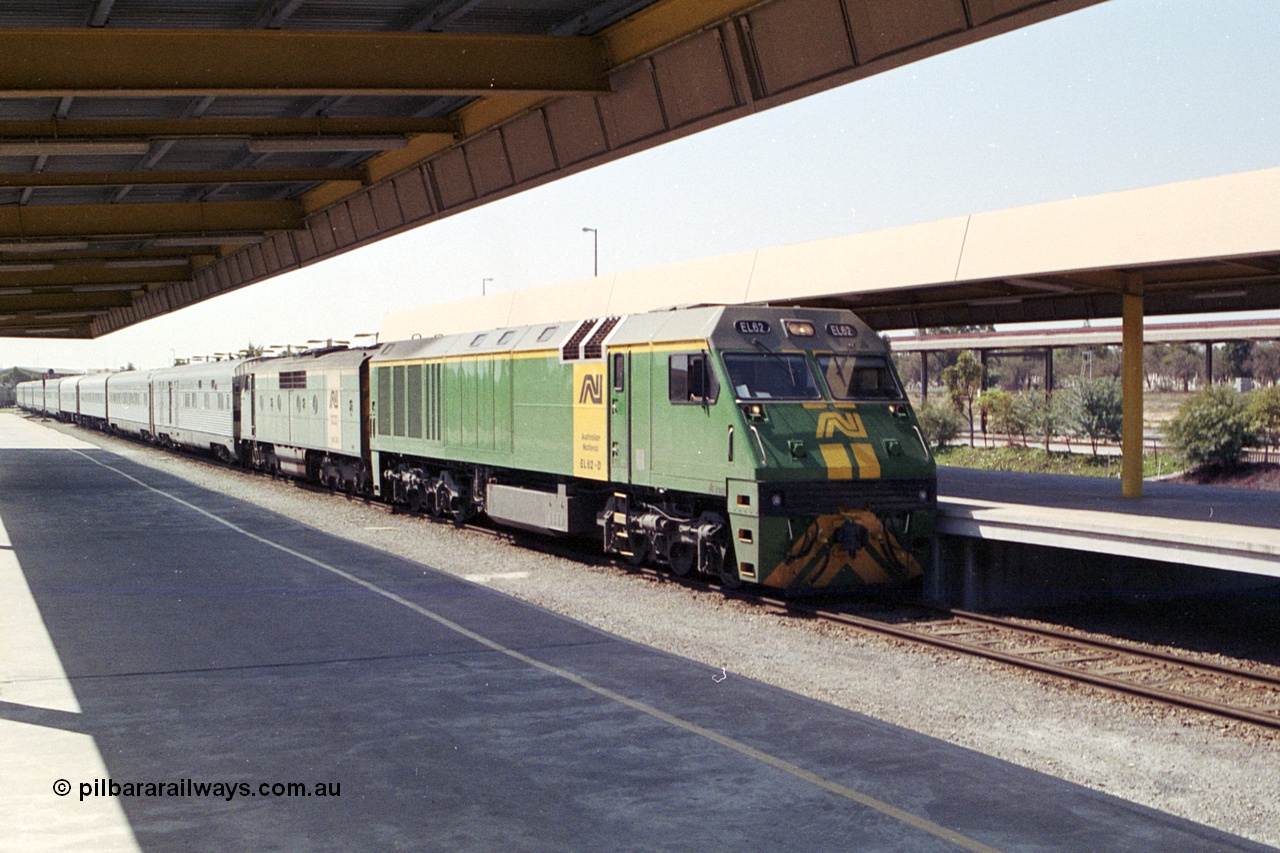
[920,351,928,402]
[1122,275,1145,498]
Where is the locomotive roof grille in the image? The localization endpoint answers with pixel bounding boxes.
[582,316,620,360]
[561,318,598,362]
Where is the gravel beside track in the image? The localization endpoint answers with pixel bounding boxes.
[51,422,1280,847]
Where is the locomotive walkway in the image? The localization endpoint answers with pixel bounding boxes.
[0,412,1271,852]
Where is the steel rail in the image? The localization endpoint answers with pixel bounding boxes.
[795,603,1280,731]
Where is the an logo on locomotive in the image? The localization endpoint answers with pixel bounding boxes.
[578,373,604,405]
[816,411,868,439]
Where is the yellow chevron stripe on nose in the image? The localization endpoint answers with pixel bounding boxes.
[819,442,881,479]
[819,443,853,479]
[850,442,881,479]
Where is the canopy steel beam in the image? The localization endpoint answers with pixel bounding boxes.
[0,264,188,288]
[0,169,364,188]
[0,117,455,139]
[0,30,610,97]
[0,291,132,311]
[0,201,303,239]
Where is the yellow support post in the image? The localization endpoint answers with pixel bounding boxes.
[1121,276,1145,498]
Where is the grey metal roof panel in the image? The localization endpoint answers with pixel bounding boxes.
[239,346,380,375]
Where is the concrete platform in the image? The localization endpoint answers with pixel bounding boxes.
[937,467,1280,579]
[0,412,1271,852]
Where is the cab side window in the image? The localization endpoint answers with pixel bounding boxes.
[668,353,719,405]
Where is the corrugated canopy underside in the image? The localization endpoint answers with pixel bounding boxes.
[0,0,1104,339]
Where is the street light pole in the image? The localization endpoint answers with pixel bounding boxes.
[581,227,598,277]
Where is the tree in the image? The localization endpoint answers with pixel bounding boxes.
[1253,343,1280,386]
[1249,386,1280,453]
[917,400,965,451]
[1165,385,1256,469]
[1067,377,1123,455]
[1144,343,1169,391]
[978,389,1014,443]
[941,350,984,446]
[1163,344,1203,391]
[1019,391,1073,453]
[1224,340,1254,379]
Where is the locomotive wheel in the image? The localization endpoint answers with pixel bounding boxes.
[622,533,648,567]
[669,544,695,577]
[719,563,743,590]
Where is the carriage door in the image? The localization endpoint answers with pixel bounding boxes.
[248,373,257,437]
[609,351,631,483]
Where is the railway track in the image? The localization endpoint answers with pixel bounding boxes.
[771,598,1280,731]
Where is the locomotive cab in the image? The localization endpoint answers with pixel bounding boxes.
[600,306,935,591]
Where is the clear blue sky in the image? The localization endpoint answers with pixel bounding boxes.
[5,0,1279,370]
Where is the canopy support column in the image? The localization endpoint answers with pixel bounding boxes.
[1122,275,1145,498]
[920,351,929,403]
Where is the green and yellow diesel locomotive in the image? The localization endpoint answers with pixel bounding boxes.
[368,305,935,591]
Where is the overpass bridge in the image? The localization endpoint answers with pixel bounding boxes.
[886,318,1280,399]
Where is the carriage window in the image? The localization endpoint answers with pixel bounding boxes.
[536,326,558,343]
[817,354,904,401]
[498,330,516,345]
[613,353,625,392]
[721,352,820,401]
[668,353,719,405]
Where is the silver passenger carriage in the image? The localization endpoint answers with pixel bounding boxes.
[56,376,82,422]
[15,379,40,411]
[150,360,241,460]
[107,370,156,440]
[76,373,109,428]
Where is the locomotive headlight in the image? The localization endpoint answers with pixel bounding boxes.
[770,492,784,508]
[919,489,930,503]
[784,320,816,337]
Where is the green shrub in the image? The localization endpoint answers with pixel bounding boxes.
[918,399,965,450]
[1067,377,1123,455]
[1164,385,1256,469]
[1250,385,1280,452]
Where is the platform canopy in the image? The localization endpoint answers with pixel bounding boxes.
[384,166,1280,338]
[0,0,1102,340]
